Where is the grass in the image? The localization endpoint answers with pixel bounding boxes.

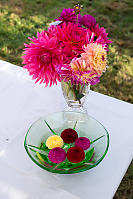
[0,0,133,198]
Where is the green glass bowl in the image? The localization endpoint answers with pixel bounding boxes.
[24,112,109,174]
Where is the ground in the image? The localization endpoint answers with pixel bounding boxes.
[0,0,133,198]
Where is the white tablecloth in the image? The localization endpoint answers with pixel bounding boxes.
[0,60,133,199]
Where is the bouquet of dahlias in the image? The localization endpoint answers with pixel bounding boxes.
[22,6,112,103]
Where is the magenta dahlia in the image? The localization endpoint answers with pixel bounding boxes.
[67,147,85,163]
[55,8,81,26]
[56,22,88,61]
[75,137,91,150]
[87,24,112,50]
[48,147,66,164]
[81,14,96,30]
[61,128,78,144]
[22,28,63,87]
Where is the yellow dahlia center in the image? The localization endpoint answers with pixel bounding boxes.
[71,59,88,72]
[76,72,96,83]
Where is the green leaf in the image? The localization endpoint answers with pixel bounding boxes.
[41,142,50,152]
[28,145,48,155]
[91,135,105,144]
[73,120,78,130]
[36,151,48,162]
[29,147,36,153]
[44,120,56,135]
[55,162,68,169]
[85,147,94,162]
[74,89,84,100]
[27,143,50,154]
[57,161,85,169]
[27,144,44,151]
[77,93,84,100]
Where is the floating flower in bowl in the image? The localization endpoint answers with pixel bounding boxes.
[24,112,109,174]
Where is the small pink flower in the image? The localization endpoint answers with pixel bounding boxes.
[48,147,66,164]
[55,8,81,26]
[75,137,90,150]
[81,14,96,30]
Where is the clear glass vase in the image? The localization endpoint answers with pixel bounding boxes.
[61,80,90,116]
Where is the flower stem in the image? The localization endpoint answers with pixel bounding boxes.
[44,120,56,135]
[27,145,48,155]
[72,84,77,101]
[77,84,81,104]
[77,13,79,25]
[26,144,44,151]
[90,135,105,144]
[73,84,81,104]
[73,120,78,130]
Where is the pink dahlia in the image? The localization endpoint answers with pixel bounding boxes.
[81,14,96,30]
[48,147,66,164]
[56,22,88,61]
[22,28,63,87]
[75,137,90,150]
[55,8,81,26]
[87,24,112,50]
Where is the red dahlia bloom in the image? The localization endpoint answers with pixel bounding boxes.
[61,128,78,144]
[67,147,85,163]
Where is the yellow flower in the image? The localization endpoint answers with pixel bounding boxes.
[71,58,88,72]
[81,43,107,75]
[46,135,64,149]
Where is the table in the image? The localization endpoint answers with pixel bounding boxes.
[0,60,132,199]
